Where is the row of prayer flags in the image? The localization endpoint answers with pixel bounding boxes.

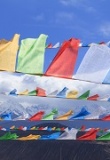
[9,88,101,101]
[0,34,80,79]
[1,128,110,140]
[1,107,110,121]
[1,34,110,83]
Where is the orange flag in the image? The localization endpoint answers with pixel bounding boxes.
[45,38,80,78]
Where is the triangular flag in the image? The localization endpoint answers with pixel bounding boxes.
[16,34,48,74]
[80,125,86,131]
[0,132,19,140]
[42,108,58,120]
[87,94,99,101]
[29,111,45,121]
[77,128,97,140]
[56,87,68,98]
[52,42,60,48]
[1,113,12,120]
[66,90,78,99]
[10,125,16,130]
[58,128,78,140]
[102,115,110,120]
[28,90,37,96]
[56,110,73,120]
[47,90,58,97]
[37,87,46,97]
[97,132,110,140]
[69,107,90,120]
[78,90,90,100]
[18,89,29,95]
[41,132,61,140]
[46,43,52,48]
[9,89,17,96]
[18,126,24,130]
[18,134,40,140]
[45,38,80,78]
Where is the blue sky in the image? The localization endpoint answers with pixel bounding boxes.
[0,0,110,72]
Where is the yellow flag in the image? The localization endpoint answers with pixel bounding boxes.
[18,89,29,95]
[0,34,20,72]
[66,90,78,99]
[17,134,41,140]
[52,127,56,130]
[56,110,73,120]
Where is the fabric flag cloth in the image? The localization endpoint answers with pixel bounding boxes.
[1,113,12,120]
[52,42,60,48]
[18,134,41,140]
[75,44,110,83]
[46,43,52,48]
[9,89,17,96]
[56,110,73,120]
[42,109,58,120]
[78,90,90,100]
[87,94,99,101]
[56,87,68,98]
[28,90,37,96]
[45,38,80,78]
[102,115,110,120]
[31,126,37,130]
[0,34,20,72]
[69,107,90,120]
[47,90,59,97]
[41,132,61,140]
[0,132,18,140]
[16,34,48,74]
[66,90,78,99]
[37,87,46,97]
[97,132,110,140]
[77,128,98,140]
[58,128,78,140]
[80,125,86,131]
[29,111,45,121]
[18,89,29,95]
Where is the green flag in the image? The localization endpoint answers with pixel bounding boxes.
[0,132,18,140]
[97,132,110,140]
[78,90,90,100]
[16,34,48,74]
[28,90,37,96]
[42,108,58,120]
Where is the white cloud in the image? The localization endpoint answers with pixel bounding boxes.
[32,14,44,22]
[100,22,110,37]
[59,0,96,13]
[55,12,74,25]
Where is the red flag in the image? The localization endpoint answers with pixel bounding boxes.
[87,94,99,101]
[37,87,46,97]
[102,115,110,120]
[45,38,80,78]
[38,127,44,130]
[47,43,52,48]
[29,111,45,121]
[77,128,97,140]
[61,127,65,131]
[18,126,24,130]
[80,125,86,131]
